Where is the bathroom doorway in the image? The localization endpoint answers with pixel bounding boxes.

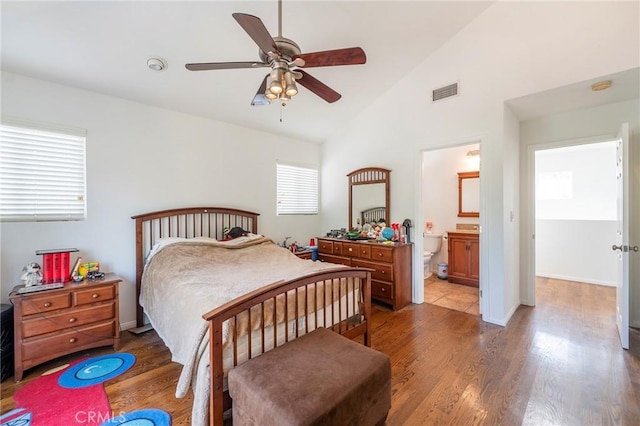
[421,142,481,315]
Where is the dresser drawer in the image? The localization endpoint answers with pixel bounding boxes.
[371,281,394,301]
[20,292,71,316]
[318,240,333,254]
[318,254,352,266]
[370,246,393,263]
[352,259,393,282]
[73,285,115,306]
[21,302,115,339]
[22,321,116,362]
[343,242,371,259]
[332,241,344,256]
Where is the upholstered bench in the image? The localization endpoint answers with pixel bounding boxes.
[228,327,391,426]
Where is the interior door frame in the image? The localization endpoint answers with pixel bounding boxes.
[524,134,618,307]
[414,136,486,316]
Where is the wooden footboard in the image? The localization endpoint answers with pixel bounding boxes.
[202,267,372,426]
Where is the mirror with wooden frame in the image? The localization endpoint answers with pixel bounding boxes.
[348,167,390,230]
[458,171,479,217]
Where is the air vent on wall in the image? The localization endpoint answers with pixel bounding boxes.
[432,82,459,102]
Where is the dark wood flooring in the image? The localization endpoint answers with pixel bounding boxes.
[2,277,639,425]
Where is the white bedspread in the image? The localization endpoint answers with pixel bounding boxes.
[140,236,344,425]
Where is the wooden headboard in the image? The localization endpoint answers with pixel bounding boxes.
[361,206,386,225]
[131,207,259,327]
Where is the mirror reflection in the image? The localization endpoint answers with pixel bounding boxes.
[348,167,390,230]
[352,183,386,226]
[458,171,479,217]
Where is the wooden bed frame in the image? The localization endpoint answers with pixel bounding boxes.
[362,206,387,225]
[132,207,372,425]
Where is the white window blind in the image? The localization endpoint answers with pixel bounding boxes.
[0,120,87,222]
[277,163,318,215]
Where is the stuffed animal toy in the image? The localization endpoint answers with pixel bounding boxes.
[21,262,43,287]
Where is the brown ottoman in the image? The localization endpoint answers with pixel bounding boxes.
[228,327,391,426]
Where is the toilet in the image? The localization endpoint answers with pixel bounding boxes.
[423,233,443,278]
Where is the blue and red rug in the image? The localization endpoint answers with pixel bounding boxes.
[1,353,171,426]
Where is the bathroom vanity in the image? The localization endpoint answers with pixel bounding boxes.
[447,231,480,287]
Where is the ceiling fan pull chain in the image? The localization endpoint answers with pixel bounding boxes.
[280,103,284,123]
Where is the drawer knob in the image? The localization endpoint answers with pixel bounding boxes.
[92,293,99,299]
[69,337,77,343]
[68,317,77,323]
[381,271,386,275]
[348,247,353,252]
[378,253,383,257]
[381,288,386,292]
[43,302,52,308]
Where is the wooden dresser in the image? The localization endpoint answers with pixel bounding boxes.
[10,273,121,381]
[447,231,480,287]
[317,238,413,310]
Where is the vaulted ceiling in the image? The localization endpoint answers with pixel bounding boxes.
[3,2,637,144]
[1,1,493,143]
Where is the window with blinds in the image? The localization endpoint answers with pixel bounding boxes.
[0,120,87,222]
[276,163,318,215]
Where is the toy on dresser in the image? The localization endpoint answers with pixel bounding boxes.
[20,262,42,287]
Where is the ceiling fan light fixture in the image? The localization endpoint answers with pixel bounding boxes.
[269,68,284,94]
[284,71,298,96]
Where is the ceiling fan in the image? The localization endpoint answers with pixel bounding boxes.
[185,0,366,106]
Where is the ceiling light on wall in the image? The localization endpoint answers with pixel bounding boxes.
[147,57,167,71]
[466,149,480,157]
[591,80,612,91]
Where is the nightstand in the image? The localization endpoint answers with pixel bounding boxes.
[9,273,121,381]
[294,250,313,260]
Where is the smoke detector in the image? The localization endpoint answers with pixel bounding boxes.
[147,57,167,71]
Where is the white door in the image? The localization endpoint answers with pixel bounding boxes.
[614,122,630,349]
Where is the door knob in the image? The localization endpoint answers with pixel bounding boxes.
[612,244,639,252]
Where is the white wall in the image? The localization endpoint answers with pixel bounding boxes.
[0,73,322,328]
[534,142,618,286]
[321,1,639,325]
[536,220,618,286]
[422,143,480,270]
[519,99,640,326]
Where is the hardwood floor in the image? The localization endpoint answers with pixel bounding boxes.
[2,277,639,425]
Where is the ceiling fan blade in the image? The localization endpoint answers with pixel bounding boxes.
[296,70,341,103]
[251,74,271,106]
[186,61,268,71]
[232,13,279,56]
[293,47,366,68]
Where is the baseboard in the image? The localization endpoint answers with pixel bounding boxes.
[120,320,137,331]
[536,273,615,287]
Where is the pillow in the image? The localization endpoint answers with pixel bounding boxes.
[222,226,250,241]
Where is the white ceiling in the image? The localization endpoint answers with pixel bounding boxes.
[507,67,640,121]
[2,1,637,144]
[0,1,493,143]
